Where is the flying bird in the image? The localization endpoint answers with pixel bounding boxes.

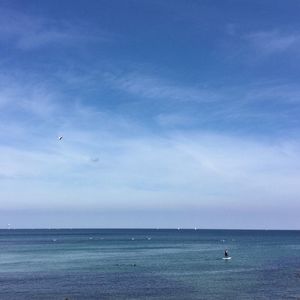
[58,136,63,141]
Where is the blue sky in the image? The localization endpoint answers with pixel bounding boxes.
[1,0,300,228]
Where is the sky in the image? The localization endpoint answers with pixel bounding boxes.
[1,0,300,229]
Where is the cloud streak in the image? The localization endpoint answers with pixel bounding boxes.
[0,7,110,50]
[102,69,300,133]
[105,71,220,103]
[2,131,300,211]
[1,67,299,212]
[245,30,300,54]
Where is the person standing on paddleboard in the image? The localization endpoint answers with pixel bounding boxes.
[224,249,229,257]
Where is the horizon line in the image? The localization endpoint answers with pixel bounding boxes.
[1,227,300,231]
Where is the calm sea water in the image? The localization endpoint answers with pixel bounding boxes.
[0,229,300,299]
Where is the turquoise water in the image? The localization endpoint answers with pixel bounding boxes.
[0,229,300,299]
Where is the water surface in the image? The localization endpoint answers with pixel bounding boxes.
[0,229,299,299]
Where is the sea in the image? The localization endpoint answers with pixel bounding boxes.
[0,229,300,299]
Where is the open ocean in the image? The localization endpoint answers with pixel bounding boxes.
[0,229,300,299]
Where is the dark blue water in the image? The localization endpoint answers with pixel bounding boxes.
[0,229,300,299]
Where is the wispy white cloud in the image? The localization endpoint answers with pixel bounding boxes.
[0,74,61,120]
[105,71,220,103]
[0,7,110,50]
[1,66,300,214]
[105,68,300,106]
[1,127,300,211]
[155,113,197,127]
[244,82,300,104]
[245,30,300,54]
[102,69,300,131]
[2,64,300,137]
